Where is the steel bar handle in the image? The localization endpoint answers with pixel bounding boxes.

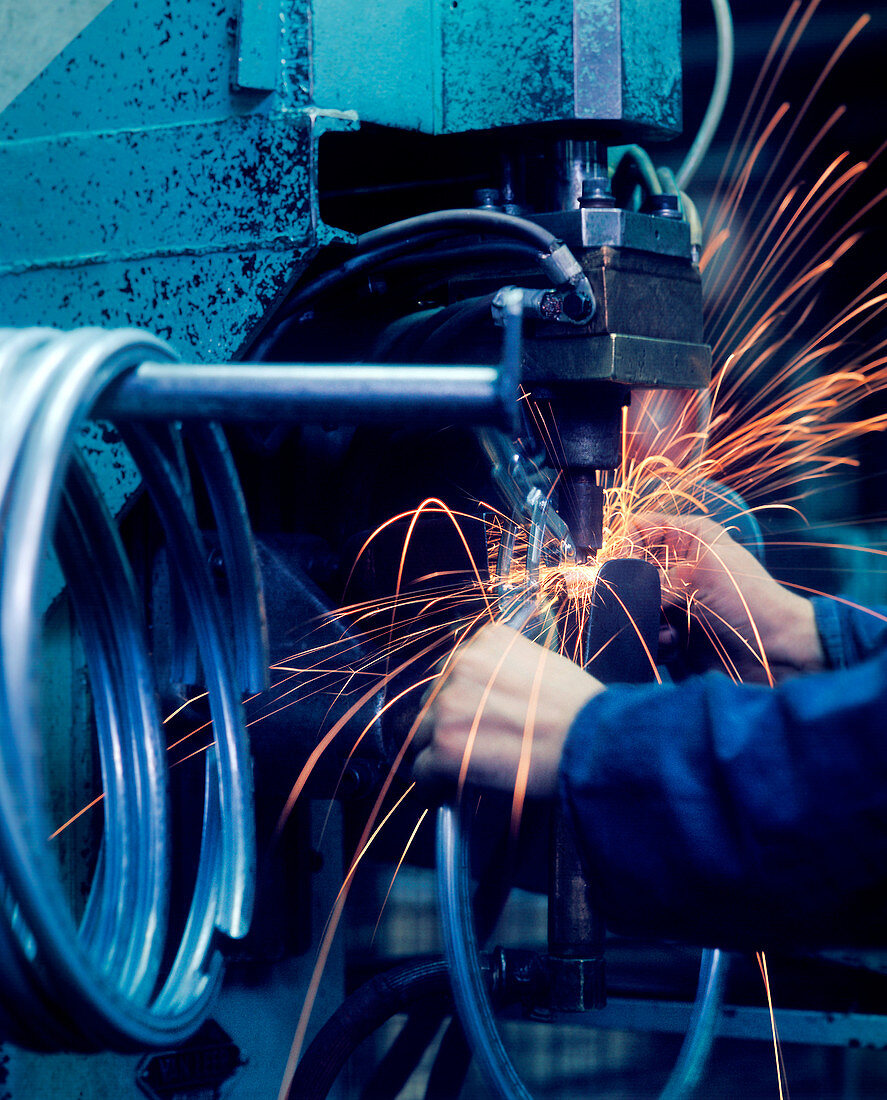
[96,288,523,429]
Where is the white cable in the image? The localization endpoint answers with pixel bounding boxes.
[676,0,735,190]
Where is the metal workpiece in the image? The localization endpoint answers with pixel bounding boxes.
[312,0,681,137]
[583,557,662,683]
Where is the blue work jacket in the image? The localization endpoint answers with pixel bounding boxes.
[560,599,887,948]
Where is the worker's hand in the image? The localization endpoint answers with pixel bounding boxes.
[412,622,604,799]
[632,512,824,683]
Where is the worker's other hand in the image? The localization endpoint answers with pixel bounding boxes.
[412,622,603,799]
[633,512,824,683]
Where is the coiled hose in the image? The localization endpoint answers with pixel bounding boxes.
[0,327,264,1049]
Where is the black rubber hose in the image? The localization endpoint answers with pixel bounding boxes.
[358,1006,446,1100]
[424,1015,473,1100]
[337,825,518,1100]
[287,958,453,1100]
[357,209,560,256]
[375,294,497,365]
[255,239,540,361]
[372,240,539,278]
[415,295,498,359]
[258,208,592,362]
[356,210,594,321]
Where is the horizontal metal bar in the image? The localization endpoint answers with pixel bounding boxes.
[567,998,887,1048]
[95,361,514,428]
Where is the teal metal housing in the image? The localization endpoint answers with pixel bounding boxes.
[312,0,682,137]
[0,0,354,531]
[0,0,352,359]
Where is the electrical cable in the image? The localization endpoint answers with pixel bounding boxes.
[356,208,570,258]
[609,144,664,200]
[676,0,735,190]
[357,210,594,322]
[258,208,594,361]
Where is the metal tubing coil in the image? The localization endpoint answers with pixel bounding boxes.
[437,801,726,1099]
[436,497,726,1097]
[0,327,261,1049]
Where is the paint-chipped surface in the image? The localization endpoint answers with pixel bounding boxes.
[1,248,315,359]
[439,0,574,132]
[0,0,337,356]
[313,0,436,131]
[0,114,314,270]
[573,0,623,121]
[311,0,679,136]
[620,0,681,135]
[313,0,573,133]
[0,0,309,139]
[573,0,681,133]
[0,0,347,537]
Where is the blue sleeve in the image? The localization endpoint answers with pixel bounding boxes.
[811,597,887,669]
[560,600,887,949]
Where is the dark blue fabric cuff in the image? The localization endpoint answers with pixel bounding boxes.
[811,597,849,669]
[811,597,887,669]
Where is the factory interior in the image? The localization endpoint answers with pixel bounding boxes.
[1,0,887,1096]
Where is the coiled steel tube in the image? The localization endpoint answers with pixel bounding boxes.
[435,489,727,1097]
[0,327,261,1049]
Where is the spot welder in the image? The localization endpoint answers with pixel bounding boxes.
[18,0,887,1097]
